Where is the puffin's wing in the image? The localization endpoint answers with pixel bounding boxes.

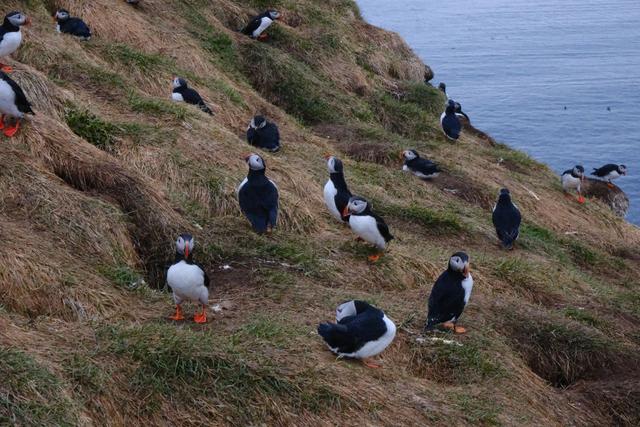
[195,262,210,288]
[0,27,7,44]
[247,127,257,145]
[334,190,351,220]
[415,158,440,175]
[426,271,465,327]
[264,182,279,227]
[1,72,34,115]
[241,15,261,35]
[372,213,393,242]
[67,18,91,37]
[592,164,616,176]
[441,114,461,139]
[492,204,521,245]
[318,323,360,352]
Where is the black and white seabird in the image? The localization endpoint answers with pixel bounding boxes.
[438,82,446,94]
[591,164,627,188]
[166,234,210,324]
[492,188,521,250]
[246,115,280,152]
[440,99,461,140]
[0,11,30,73]
[241,10,281,40]
[0,71,34,137]
[561,165,586,203]
[323,155,353,223]
[344,196,393,262]
[317,300,396,368]
[171,77,213,115]
[401,149,440,180]
[454,101,470,123]
[237,153,279,234]
[425,252,473,334]
[54,9,91,40]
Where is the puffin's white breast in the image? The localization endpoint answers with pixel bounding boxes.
[252,17,273,38]
[603,171,620,181]
[350,315,396,359]
[323,180,342,221]
[349,215,386,249]
[0,31,22,57]
[462,273,474,304]
[0,79,20,117]
[236,177,248,195]
[167,261,206,302]
[561,173,581,190]
[171,92,184,102]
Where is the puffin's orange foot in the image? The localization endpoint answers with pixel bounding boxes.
[193,312,207,324]
[0,117,4,130]
[367,254,381,263]
[607,183,614,189]
[257,34,269,41]
[3,122,20,138]
[577,195,586,204]
[362,358,382,369]
[169,306,184,321]
[442,321,455,330]
[355,237,364,242]
[0,65,13,73]
[453,325,467,334]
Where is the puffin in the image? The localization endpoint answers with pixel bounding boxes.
[54,9,91,40]
[591,164,627,188]
[237,153,279,234]
[454,101,470,122]
[438,82,446,94]
[323,155,352,223]
[246,115,280,152]
[401,149,440,180]
[440,99,461,140]
[171,77,213,115]
[561,165,586,203]
[166,233,210,324]
[492,188,521,250]
[344,196,393,262]
[317,300,396,368]
[425,252,473,334]
[241,10,281,41]
[0,11,30,73]
[0,71,34,137]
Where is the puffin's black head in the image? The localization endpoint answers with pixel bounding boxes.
[497,188,512,203]
[345,196,369,216]
[172,76,187,89]
[454,102,463,113]
[618,164,627,175]
[5,11,30,27]
[250,115,266,129]
[401,149,419,162]
[448,251,470,277]
[54,9,70,21]
[445,99,456,114]
[438,82,446,93]
[267,10,281,20]
[573,165,585,178]
[175,233,195,258]
[244,153,266,171]
[336,299,371,321]
[325,155,344,174]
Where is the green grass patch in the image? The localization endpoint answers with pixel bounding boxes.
[63,354,106,394]
[375,201,464,234]
[399,81,445,115]
[370,92,438,139]
[100,43,170,71]
[494,143,544,170]
[127,91,189,120]
[563,307,603,328]
[452,392,501,426]
[0,347,77,425]
[98,264,143,289]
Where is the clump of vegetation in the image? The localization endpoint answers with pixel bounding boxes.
[65,106,119,149]
[127,92,189,120]
[376,201,464,234]
[100,43,170,71]
[370,92,437,139]
[563,307,603,328]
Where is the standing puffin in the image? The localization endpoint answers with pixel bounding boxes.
[492,188,521,250]
[238,153,279,234]
[344,196,393,262]
[323,155,352,223]
[591,164,627,188]
[425,252,473,334]
[401,149,440,180]
[317,300,396,368]
[561,165,586,203]
[166,234,210,324]
[54,9,91,40]
[440,99,461,140]
[0,72,34,137]
[171,77,213,115]
[246,115,280,152]
[241,10,281,41]
[0,11,31,73]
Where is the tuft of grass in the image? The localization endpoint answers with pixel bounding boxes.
[495,143,544,170]
[563,307,603,328]
[127,91,189,120]
[564,240,598,266]
[0,347,77,425]
[63,354,106,394]
[370,92,437,139]
[452,392,501,426]
[399,81,444,115]
[98,264,143,289]
[101,43,170,71]
[65,106,119,149]
[376,201,464,234]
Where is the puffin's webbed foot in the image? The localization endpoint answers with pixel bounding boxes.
[577,195,586,204]
[193,305,207,324]
[453,325,466,334]
[362,358,382,369]
[169,304,185,321]
[367,253,382,263]
[607,183,614,189]
[3,120,20,138]
[0,64,13,73]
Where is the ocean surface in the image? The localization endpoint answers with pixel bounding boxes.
[357,0,640,225]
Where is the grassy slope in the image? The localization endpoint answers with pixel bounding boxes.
[1,0,639,425]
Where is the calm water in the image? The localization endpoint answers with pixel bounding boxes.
[358,0,640,225]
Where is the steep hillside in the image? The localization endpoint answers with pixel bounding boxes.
[1,0,639,425]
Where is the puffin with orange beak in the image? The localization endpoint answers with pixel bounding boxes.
[0,11,31,73]
[323,155,352,223]
[237,153,279,234]
[171,76,213,115]
[0,71,34,137]
[401,149,440,180]
[166,233,210,324]
[241,10,281,41]
[561,165,586,204]
[344,196,393,262]
[53,9,91,40]
[425,252,473,334]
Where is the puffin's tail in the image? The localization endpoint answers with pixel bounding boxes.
[200,104,213,115]
[317,322,347,348]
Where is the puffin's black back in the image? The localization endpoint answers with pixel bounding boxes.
[317,304,387,354]
[0,72,34,115]
[239,170,279,233]
[592,164,618,177]
[247,122,280,150]
[330,165,352,222]
[241,11,270,35]
[442,104,461,139]
[492,194,521,248]
[174,86,212,115]
[0,13,20,40]
[58,17,91,38]
[406,156,440,176]
[426,269,466,329]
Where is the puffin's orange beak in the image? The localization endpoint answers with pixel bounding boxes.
[463,264,470,277]
[342,206,350,217]
[324,153,332,160]
[25,17,32,26]
[399,151,405,160]
[242,152,251,161]
[184,243,189,259]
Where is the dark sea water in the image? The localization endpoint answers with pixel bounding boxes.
[358,0,640,225]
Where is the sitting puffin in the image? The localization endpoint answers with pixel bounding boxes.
[166,234,210,324]
[591,164,627,188]
[54,9,91,40]
[401,149,440,180]
[241,10,281,41]
[171,77,213,115]
[561,165,585,203]
[425,252,473,334]
[246,115,280,152]
[344,196,393,262]
[317,300,396,368]
[0,72,34,137]
[492,188,521,250]
[0,11,30,73]
[454,101,470,123]
[238,153,279,234]
[438,82,446,94]
[440,99,461,140]
[323,155,352,223]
